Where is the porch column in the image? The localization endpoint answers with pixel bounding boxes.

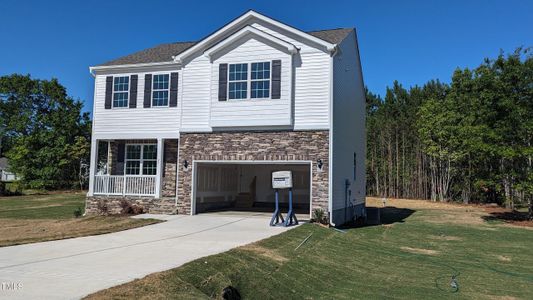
[155,138,164,198]
[87,137,98,196]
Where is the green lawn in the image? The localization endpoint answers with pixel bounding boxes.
[0,192,161,247]
[87,199,533,300]
[0,192,86,219]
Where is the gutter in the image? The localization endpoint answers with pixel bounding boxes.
[89,61,181,76]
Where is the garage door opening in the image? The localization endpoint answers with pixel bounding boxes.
[193,162,311,216]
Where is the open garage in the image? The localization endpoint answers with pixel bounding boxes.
[192,162,312,216]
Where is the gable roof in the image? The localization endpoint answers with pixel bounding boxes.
[97,28,352,67]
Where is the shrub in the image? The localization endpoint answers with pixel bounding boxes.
[0,182,5,196]
[3,181,23,196]
[311,208,329,225]
[96,200,109,215]
[73,207,83,218]
[119,199,144,215]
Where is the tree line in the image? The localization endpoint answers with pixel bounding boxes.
[366,48,532,214]
[0,74,91,190]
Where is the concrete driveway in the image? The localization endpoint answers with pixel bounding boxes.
[0,214,291,299]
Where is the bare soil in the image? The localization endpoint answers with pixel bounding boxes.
[366,197,533,228]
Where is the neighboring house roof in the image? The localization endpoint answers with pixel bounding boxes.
[0,157,9,170]
[98,28,352,67]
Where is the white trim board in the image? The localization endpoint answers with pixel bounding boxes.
[204,25,298,60]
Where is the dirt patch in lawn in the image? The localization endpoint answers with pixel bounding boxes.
[428,234,462,241]
[496,255,512,262]
[0,216,162,247]
[240,244,288,263]
[400,246,439,256]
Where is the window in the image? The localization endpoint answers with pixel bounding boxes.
[251,62,270,98]
[113,76,129,108]
[124,144,157,175]
[353,152,357,180]
[228,63,248,99]
[152,74,169,107]
[227,62,272,100]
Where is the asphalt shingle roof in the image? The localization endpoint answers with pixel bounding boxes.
[98,28,353,67]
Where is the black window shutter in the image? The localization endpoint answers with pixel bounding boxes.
[105,76,113,109]
[218,64,228,101]
[144,74,152,108]
[117,143,125,163]
[129,75,138,108]
[169,72,179,107]
[272,60,281,99]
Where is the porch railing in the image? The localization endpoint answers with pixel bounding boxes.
[93,175,157,196]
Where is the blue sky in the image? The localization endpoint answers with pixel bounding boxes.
[1,0,531,114]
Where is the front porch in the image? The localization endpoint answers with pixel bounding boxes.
[86,138,178,214]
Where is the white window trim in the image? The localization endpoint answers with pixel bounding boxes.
[124,143,157,176]
[227,63,249,100]
[227,62,272,101]
[250,62,271,99]
[151,73,170,107]
[112,75,130,109]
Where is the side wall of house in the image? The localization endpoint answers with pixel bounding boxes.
[331,30,366,225]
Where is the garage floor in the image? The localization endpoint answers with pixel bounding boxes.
[0,214,293,300]
[204,210,310,222]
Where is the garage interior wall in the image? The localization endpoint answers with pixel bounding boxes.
[195,163,310,213]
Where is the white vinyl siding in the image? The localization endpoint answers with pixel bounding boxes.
[209,37,291,127]
[92,69,181,140]
[180,55,211,132]
[251,23,330,130]
[92,21,333,136]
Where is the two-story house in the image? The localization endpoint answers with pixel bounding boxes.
[87,10,366,226]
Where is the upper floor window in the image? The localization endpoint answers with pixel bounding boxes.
[113,76,129,108]
[251,62,270,98]
[125,144,157,175]
[228,63,248,100]
[227,62,271,100]
[152,74,169,107]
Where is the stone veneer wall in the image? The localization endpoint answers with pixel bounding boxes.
[162,139,178,197]
[177,130,329,215]
[85,196,176,214]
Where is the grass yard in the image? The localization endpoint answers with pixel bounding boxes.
[0,192,161,247]
[87,198,533,300]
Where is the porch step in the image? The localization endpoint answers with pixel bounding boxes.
[234,193,253,208]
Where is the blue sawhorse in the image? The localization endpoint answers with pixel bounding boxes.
[284,188,298,226]
[270,189,285,226]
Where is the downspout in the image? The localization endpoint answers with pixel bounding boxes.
[328,46,338,226]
